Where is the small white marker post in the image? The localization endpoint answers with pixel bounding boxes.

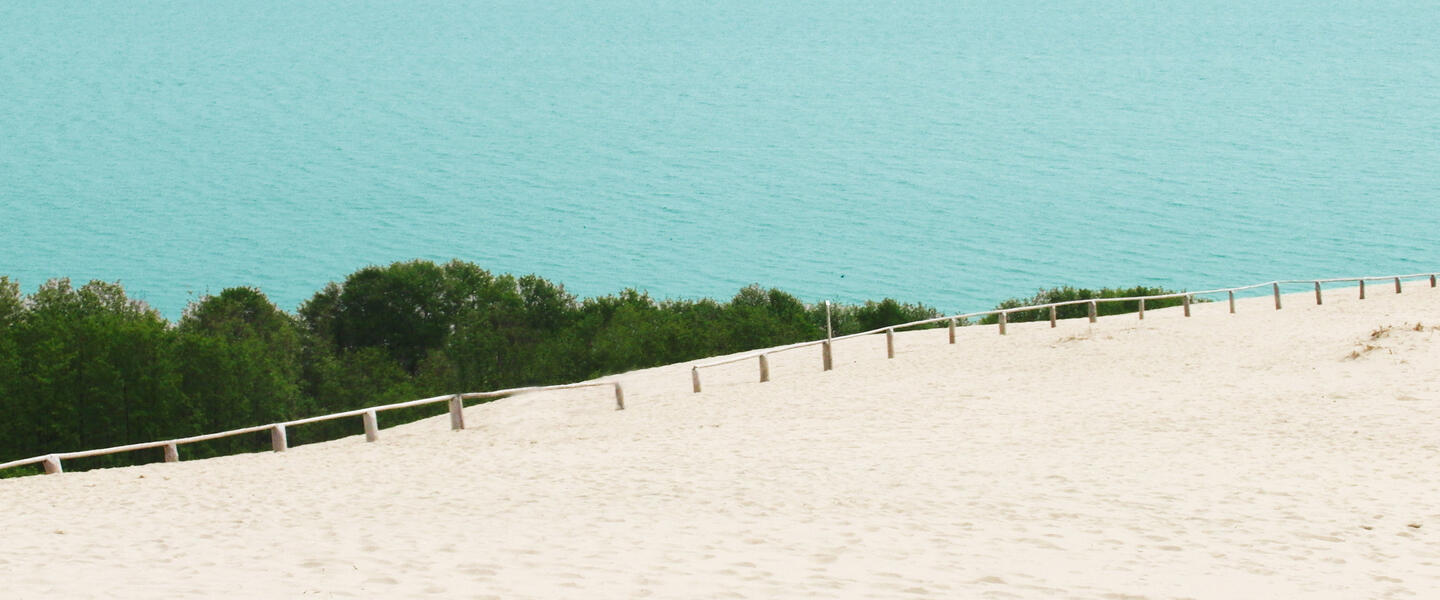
[691,367,701,393]
[758,354,770,382]
[363,410,379,442]
[886,328,895,358]
[948,318,956,344]
[998,312,1007,335]
[271,424,288,452]
[163,443,179,463]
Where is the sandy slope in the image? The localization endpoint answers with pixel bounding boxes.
[2,284,1438,599]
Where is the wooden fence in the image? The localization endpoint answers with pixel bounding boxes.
[0,381,624,476]
[5,270,1435,476]
[688,272,1439,393]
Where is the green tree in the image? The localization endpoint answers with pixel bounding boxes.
[300,260,528,375]
[174,287,309,456]
[724,285,821,350]
[0,277,24,462]
[7,279,181,467]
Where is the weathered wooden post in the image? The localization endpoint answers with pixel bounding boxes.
[1314,281,1323,305]
[1138,298,1145,320]
[613,383,625,410]
[823,300,834,371]
[691,367,702,393]
[1228,290,1236,314]
[758,354,770,382]
[1273,283,1282,310]
[1360,279,1366,299]
[163,443,179,463]
[998,312,1007,335]
[448,395,465,430]
[271,424,288,452]
[886,328,896,357]
[1049,306,1057,328]
[363,410,379,442]
[1088,301,1097,323]
[1431,274,1437,287]
[1395,277,1402,293]
[1183,295,1191,317]
[43,455,62,475]
[948,318,956,344]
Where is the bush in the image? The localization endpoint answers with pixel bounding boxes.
[980,285,1196,324]
[808,298,945,336]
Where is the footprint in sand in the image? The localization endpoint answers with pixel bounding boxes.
[460,564,498,577]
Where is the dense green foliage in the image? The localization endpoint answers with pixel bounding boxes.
[0,261,942,473]
[980,285,1195,324]
[0,263,1191,476]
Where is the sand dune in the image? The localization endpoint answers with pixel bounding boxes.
[3,285,1438,599]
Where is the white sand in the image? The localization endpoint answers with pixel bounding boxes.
[3,284,1438,599]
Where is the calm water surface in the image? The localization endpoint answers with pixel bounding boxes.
[2,1,1437,317]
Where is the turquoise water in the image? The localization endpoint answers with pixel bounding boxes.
[2,1,1437,319]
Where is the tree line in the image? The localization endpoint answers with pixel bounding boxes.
[0,260,940,475]
[0,260,1187,476]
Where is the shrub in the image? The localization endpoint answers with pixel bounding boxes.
[980,285,1196,324]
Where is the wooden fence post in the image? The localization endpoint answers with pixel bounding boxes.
[691,367,701,393]
[822,341,833,371]
[1183,295,1191,317]
[43,455,62,475]
[948,318,956,344]
[998,312,1007,335]
[1049,306,1057,328]
[613,383,625,410]
[1273,283,1282,310]
[1314,281,1323,305]
[448,395,465,430]
[1088,301,1097,323]
[886,328,896,357]
[1360,279,1366,299]
[758,354,770,382]
[1138,298,1145,320]
[1395,277,1402,293]
[271,424,288,452]
[1431,274,1436,287]
[163,443,179,463]
[1228,290,1235,314]
[363,410,379,442]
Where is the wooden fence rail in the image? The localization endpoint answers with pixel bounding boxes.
[6,270,1435,475]
[687,271,1439,392]
[0,381,624,476]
